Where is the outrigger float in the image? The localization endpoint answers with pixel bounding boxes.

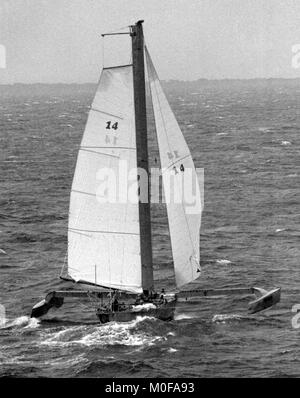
[31,21,281,323]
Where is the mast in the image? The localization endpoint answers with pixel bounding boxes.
[130,20,154,294]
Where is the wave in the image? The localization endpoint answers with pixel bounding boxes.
[7,231,65,243]
[75,358,155,378]
[286,174,297,178]
[216,259,232,265]
[167,347,178,353]
[212,314,246,323]
[203,225,239,234]
[167,331,176,336]
[8,233,39,243]
[19,214,66,224]
[39,316,164,348]
[174,313,194,320]
[258,127,272,133]
[43,354,88,368]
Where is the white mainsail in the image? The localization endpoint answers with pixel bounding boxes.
[67,65,143,294]
[145,47,202,288]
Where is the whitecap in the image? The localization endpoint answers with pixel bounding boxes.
[167,348,178,353]
[281,141,291,146]
[40,316,162,348]
[258,127,271,133]
[167,331,176,337]
[40,325,86,343]
[174,314,193,320]
[10,316,30,327]
[2,315,40,329]
[24,317,40,329]
[216,259,231,265]
[0,356,35,366]
[212,314,243,323]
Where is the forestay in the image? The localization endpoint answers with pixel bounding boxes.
[67,65,143,293]
[145,47,202,287]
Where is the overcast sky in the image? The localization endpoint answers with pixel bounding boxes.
[1,0,300,83]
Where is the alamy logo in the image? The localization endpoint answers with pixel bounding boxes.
[0,44,6,69]
[0,304,6,327]
[291,304,300,329]
[94,162,204,215]
[292,44,300,69]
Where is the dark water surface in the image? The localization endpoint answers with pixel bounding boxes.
[0,81,299,377]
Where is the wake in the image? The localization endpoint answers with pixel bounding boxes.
[39,315,164,348]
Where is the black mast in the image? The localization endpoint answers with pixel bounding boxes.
[130,20,154,294]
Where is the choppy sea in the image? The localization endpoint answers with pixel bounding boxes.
[0,80,299,377]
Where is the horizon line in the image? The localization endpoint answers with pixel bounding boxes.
[1,77,300,86]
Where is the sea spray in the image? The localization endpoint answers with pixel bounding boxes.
[40,316,163,347]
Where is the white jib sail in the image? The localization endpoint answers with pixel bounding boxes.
[68,65,143,294]
[146,47,202,288]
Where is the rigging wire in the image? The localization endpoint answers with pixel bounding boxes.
[60,251,68,277]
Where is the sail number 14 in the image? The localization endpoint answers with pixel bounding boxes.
[106,121,118,130]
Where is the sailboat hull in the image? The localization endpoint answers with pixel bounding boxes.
[96,298,176,324]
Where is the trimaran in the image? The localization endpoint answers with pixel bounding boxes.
[31,21,280,323]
